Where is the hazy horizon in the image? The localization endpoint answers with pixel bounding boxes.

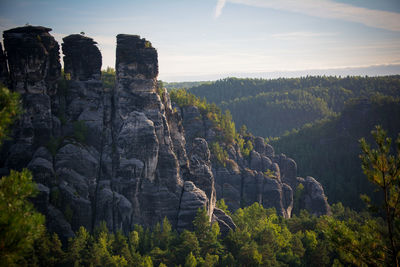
[1,0,400,81]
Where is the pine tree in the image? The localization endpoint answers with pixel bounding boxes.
[360,125,400,266]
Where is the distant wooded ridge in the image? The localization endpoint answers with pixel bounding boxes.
[165,75,400,211]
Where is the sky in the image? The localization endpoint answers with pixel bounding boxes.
[0,0,400,81]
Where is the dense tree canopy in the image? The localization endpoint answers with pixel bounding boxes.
[182,76,400,137]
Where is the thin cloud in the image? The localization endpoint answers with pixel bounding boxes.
[272,31,337,40]
[215,0,226,18]
[223,0,400,32]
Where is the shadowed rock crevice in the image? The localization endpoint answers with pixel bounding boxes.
[0,25,331,242]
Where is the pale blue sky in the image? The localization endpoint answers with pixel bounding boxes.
[1,0,400,81]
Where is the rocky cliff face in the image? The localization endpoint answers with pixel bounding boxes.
[0,25,330,241]
[178,106,331,218]
[0,26,232,242]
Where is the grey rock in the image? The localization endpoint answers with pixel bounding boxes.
[265,144,275,157]
[59,183,92,231]
[116,34,158,93]
[27,157,54,186]
[31,183,50,214]
[62,34,102,81]
[282,183,293,218]
[212,207,236,237]
[47,205,74,243]
[188,138,216,218]
[262,177,288,218]
[301,176,331,216]
[117,111,158,181]
[177,181,208,231]
[55,143,99,180]
[32,146,53,162]
[250,150,262,171]
[3,25,60,94]
[254,136,266,154]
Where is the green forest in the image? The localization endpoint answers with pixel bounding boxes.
[173,76,400,211]
[271,96,400,210]
[1,81,400,266]
[182,76,400,137]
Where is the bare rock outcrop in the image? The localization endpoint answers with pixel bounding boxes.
[1,26,236,241]
[3,26,60,94]
[0,24,331,242]
[62,34,102,81]
[180,105,330,218]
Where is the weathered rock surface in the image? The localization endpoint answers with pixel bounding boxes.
[180,104,330,218]
[298,176,331,216]
[62,34,102,81]
[177,181,208,231]
[212,207,236,237]
[0,25,330,242]
[1,26,237,241]
[3,26,60,94]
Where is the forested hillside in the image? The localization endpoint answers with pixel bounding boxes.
[271,96,400,210]
[178,76,400,210]
[185,76,400,137]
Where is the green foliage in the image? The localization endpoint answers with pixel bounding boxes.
[157,80,165,97]
[184,252,197,267]
[0,169,45,266]
[242,140,253,158]
[26,230,66,266]
[272,97,400,210]
[101,67,116,90]
[209,142,228,166]
[0,85,20,144]
[293,183,305,215]
[170,89,237,144]
[359,126,400,266]
[18,199,399,267]
[216,199,231,216]
[188,76,400,138]
[321,215,386,266]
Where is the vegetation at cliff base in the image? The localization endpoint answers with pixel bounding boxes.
[175,76,400,211]
[1,80,399,265]
[0,87,45,266]
[0,85,21,144]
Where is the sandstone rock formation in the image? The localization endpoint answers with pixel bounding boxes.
[179,105,330,218]
[62,34,102,81]
[0,25,330,242]
[0,26,235,242]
